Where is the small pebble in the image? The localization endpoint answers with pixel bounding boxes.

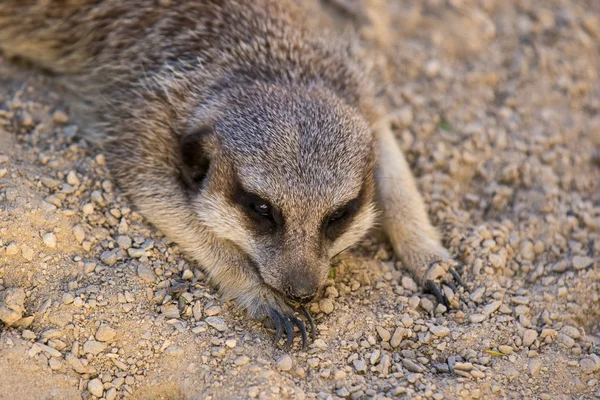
[0,288,26,326]
[182,269,194,280]
[319,298,334,314]
[205,305,221,316]
[137,264,156,283]
[72,225,86,244]
[82,203,94,215]
[573,256,593,270]
[52,110,69,124]
[21,244,34,261]
[62,293,74,305]
[105,388,118,400]
[277,355,293,371]
[5,242,19,256]
[561,325,581,339]
[430,325,450,338]
[83,340,107,355]
[453,362,473,371]
[580,355,600,374]
[234,356,250,366]
[205,316,227,332]
[425,59,441,77]
[376,326,391,342]
[88,378,104,397]
[469,314,486,323]
[160,304,180,319]
[353,359,367,373]
[522,329,538,347]
[165,345,184,357]
[390,327,406,348]
[420,298,434,313]
[401,276,418,292]
[22,330,36,340]
[482,300,502,317]
[66,170,80,186]
[41,232,57,249]
[48,357,62,371]
[100,250,118,266]
[95,324,117,342]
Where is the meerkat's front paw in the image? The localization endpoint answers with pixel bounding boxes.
[400,243,468,309]
[242,290,316,349]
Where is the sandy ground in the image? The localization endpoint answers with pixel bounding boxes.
[1,0,599,399]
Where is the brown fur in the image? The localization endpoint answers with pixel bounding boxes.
[0,0,449,326]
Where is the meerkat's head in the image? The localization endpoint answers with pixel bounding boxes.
[179,83,377,304]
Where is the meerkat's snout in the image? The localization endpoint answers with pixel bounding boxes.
[283,273,319,304]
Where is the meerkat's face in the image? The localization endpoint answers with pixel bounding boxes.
[181,85,377,304]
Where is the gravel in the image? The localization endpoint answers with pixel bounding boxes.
[0,1,599,399]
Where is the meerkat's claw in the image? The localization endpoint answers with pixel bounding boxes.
[449,267,468,291]
[445,280,459,294]
[421,260,469,311]
[281,313,294,347]
[267,306,311,349]
[268,308,284,344]
[424,280,450,308]
[301,306,317,341]
[290,315,308,349]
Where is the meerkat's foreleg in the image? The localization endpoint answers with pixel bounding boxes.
[374,121,465,304]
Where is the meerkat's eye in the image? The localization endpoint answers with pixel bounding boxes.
[323,199,360,239]
[241,192,282,226]
[251,201,273,219]
[328,208,349,224]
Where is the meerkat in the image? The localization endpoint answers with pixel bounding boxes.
[0,0,464,348]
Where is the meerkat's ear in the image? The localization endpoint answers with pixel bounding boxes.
[179,127,214,190]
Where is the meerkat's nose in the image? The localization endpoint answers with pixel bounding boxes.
[285,275,318,304]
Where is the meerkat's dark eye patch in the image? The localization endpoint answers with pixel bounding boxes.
[230,178,283,234]
[179,127,213,190]
[323,197,361,240]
